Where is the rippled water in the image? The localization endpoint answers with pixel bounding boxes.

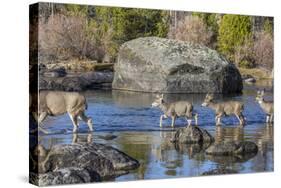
[40,82,274,180]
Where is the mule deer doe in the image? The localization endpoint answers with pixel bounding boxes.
[256,89,274,123]
[201,94,245,126]
[37,91,93,133]
[151,94,198,127]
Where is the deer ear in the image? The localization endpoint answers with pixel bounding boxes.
[161,94,164,98]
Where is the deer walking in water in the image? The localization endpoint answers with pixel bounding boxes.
[35,91,93,133]
[256,89,274,123]
[201,94,245,126]
[151,94,198,127]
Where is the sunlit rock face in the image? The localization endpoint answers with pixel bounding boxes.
[113,37,243,93]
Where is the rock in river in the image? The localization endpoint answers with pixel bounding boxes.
[33,143,139,186]
[113,37,243,93]
[205,141,258,156]
[38,167,101,186]
[171,126,214,144]
[202,168,238,175]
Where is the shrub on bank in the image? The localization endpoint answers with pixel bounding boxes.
[253,31,273,70]
[218,15,252,63]
[39,14,109,62]
[168,15,214,47]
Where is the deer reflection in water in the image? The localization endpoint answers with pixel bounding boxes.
[214,125,245,143]
[72,133,93,144]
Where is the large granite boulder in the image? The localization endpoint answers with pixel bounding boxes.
[31,143,139,186]
[113,37,243,93]
[171,126,214,144]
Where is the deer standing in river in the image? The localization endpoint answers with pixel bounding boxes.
[201,94,245,126]
[151,94,198,127]
[36,91,93,133]
[256,89,274,123]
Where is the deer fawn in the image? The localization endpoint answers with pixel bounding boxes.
[35,91,93,133]
[152,94,198,127]
[201,94,245,126]
[256,89,274,123]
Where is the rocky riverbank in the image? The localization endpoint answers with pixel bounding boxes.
[39,64,113,91]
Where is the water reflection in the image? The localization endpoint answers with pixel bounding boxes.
[214,125,245,143]
[39,122,273,181]
[39,83,273,180]
[72,133,93,144]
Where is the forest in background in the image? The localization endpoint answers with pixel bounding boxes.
[30,3,274,74]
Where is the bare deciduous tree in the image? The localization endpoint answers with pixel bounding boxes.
[253,32,273,70]
[38,14,108,62]
[168,15,214,47]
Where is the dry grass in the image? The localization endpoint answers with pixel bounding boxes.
[239,67,273,80]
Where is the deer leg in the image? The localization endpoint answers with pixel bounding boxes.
[236,114,244,126]
[240,114,245,126]
[266,115,270,123]
[194,113,198,126]
[215,115,218,124]
[215,115,221,125]
[79,112,93,132]
[269,114,274,123]
[69,113,79,133]
[160,115,166,127]
[185,117,192,127]
[72,133,78,144]
[38,112,49,134]
[38,112,48,124]
[216,115,222,126]
[171,116,176,128]
[160,115,163,127]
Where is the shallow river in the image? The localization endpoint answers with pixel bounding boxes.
[40,82,274,181]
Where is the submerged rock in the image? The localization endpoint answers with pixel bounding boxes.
[171,126,214,144]
[202,168,238,175]
[206,151,257,164]
[113,37,243,93]
[35,143,139,186]
[205,141,258,156]
[98,134,118,140]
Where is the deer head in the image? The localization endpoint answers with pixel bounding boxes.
[256,89,265,102]
[152,94,164,107]
[201,93,214,107]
